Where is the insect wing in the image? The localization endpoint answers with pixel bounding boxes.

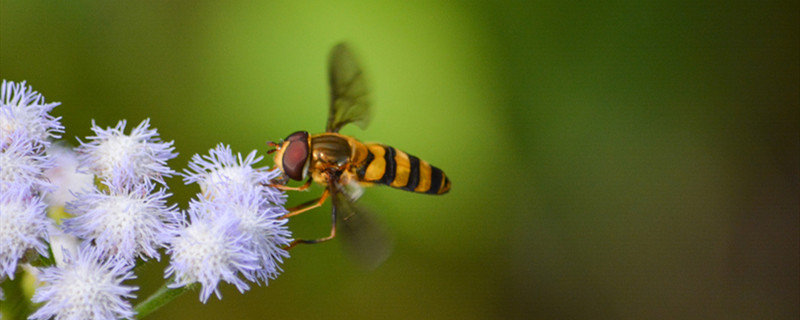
[332,187,392,270]
[327,43,371,133]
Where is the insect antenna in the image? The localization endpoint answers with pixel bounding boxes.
[266,141,280,154]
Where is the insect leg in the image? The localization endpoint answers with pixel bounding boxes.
[279,188,330,219]
[270,178,313,192]
[285,206,337,250]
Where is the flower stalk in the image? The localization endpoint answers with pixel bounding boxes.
[133,281,196,319]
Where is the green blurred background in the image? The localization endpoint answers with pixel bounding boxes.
[2,1,798,319]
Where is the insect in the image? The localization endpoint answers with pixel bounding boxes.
[268,43,451,266]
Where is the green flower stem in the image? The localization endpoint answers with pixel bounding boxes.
[134,282,195,319]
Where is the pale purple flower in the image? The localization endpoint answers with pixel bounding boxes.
[0,188,50,279]
[183,144,285,205]
[29,244,138,320]
[208,188,291,284]
[43,144,94,208]
[0,80,63,146]
[47,223,81,267]
[0,132,53,194]
[63,181,178,263]
[76,119,177,187]
[165,199,260,303]
[181,144,291,285]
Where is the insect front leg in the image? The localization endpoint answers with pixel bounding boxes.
[279,188,330,219]
[270,177,313,192]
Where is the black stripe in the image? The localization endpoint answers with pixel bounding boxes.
[356,149,374,179]
[427,167,444,194]
[404,155,420,191]
[379,146,396,185]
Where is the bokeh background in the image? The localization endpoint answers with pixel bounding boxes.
[1,1,797,319]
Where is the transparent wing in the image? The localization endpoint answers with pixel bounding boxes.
[331,185,392,270]
[327,43,371,133]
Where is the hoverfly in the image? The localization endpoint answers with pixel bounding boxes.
[268,43,450,267]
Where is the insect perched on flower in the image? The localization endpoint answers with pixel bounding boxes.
[268,43,451,267]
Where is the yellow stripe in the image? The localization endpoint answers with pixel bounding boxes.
[438,172,450,194]
[390,150,411,188]
[414,160,432,193]
[364,145,386,181]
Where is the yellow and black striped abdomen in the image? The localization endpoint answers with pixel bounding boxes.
[356,144,450,195]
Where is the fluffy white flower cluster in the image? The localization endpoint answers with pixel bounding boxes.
[0,80,293,319]
[1,80,62,279]
[169,144,292,302]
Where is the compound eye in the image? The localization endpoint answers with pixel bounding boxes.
[282,131,309,180]
[285,131,309,142]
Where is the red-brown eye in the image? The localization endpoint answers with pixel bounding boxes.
[282,131,309,180]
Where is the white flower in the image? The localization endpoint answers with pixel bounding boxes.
[0,80,63,146]
[47,224,81,267]
[181,144,292,286]
[29,245,138,320]
[43,144,94,208]
[0,189,50,279]
[209,188,291,284]
[183,144,285,205]
[76,119,177,188]
[165,200,260,303]
[0,133,53,194]
[63,181,178,263]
